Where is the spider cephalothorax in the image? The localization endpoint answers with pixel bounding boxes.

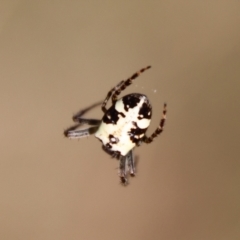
[64,66,167,185]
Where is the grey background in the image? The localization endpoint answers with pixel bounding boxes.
[1,1,240,239]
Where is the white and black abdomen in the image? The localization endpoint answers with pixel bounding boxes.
[95,94,152,156]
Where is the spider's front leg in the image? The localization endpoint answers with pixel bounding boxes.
[101,65,151,113]
[101,80,124,113]
[111,66,151,103]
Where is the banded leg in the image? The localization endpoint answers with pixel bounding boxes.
[64,125,99,139]
[119,155,128,185]
[143,103,167,144]
[126,150,135,177]
[72,101,102,122]
[73,118,101,125]
[119,150,135,185]
[101,80,124,113]
[111,66,151,103]
[64,101,102,138]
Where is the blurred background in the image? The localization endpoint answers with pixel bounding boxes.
[1,1,240,239]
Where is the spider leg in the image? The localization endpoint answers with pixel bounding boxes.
[73,118,101,125]
[119,155,128,185]
[64,118,100,138]
[101,80,124,113]
[111,66,151,103]
[118,150,135,185]
[64,101,102,138]
[72,101,102,122]
[64,125,99,139]
[126,150,135,177]
[143,103,167,144]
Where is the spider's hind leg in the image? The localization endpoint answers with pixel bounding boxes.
[73,118,101,126]
[64,124,99,139]
[64,101,102,139]
[72,101,102,123]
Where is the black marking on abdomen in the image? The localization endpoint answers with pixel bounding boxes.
[103,106,125,124]
[128,121,147,144]
[122,94,141,111]
[106,143,112,149]
[138,102,152,119]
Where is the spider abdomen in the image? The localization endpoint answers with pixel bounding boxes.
[95,94,152,156]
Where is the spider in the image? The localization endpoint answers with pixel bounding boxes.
[64,66,167,185]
